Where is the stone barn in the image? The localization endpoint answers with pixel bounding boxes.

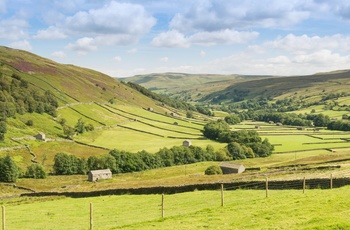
[183,140,192,147]
[35,132,46,141]
[88,169,112,182]
[220,162,245,174]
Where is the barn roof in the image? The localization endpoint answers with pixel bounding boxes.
[220,162,244,169]
[89,169,112,175]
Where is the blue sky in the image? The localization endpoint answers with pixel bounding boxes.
[1,0,350,77]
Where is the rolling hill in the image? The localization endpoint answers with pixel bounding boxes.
[0,46,219,167]
[120,73,275,101]
[122,70,350,106]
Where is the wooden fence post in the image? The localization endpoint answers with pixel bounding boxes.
[221,183,224,207]
[330,174,333,190]
[2,206,5,230]
[90,203,93,230]
[266,178,269,198]
[303,177,306,194]
[161,194,165,218]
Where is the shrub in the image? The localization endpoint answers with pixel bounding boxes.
[25,164,47,179]
[205,165,223,175]
[26,119,33,126]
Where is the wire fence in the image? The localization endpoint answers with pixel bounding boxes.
[2,169,350,229]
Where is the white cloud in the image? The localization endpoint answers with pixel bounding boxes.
[266,34,350,53]
[169,0,312,32]
[114,56,122,62]
[63,2,156,43]
[160,57,169,62]
[65,37,97,55]
[200,50,206,57]
[152,29,258,48]
[51,51,66,58]
[8,40,32,51]
[151,30,189,48]
[0,18,28,40]
[189,29,259,46]
[127,48,138,54]
[34,26,67,39]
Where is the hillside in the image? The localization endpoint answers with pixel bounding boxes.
[0,46,222,173]
[0,46,210,150]
[120,73,274,101]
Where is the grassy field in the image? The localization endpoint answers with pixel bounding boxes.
[1,186,350,229]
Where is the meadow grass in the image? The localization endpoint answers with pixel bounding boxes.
[261,134,350,152]
[1,186,350,229]
[75,126,224,153]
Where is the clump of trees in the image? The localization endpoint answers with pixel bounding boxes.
[0,155,48,182]
[25,163,47,179]
[59,118,95,139]
[203,120,274,160]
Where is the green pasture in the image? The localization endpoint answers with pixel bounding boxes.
[108,104,204,130]
[120,121,202,139]
[262,134,350,152]
[66,103,128,126]
[2,186,350,229]
[76,126,224,153]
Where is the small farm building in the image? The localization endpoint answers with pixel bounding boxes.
[35,133,46,141]
[297,126,306,130]
[255,125,261,129]
[183,140,192,147]
[88,169,112,182]
[220,162,245,174]
[148,107,154,112]
[276,122,283,126]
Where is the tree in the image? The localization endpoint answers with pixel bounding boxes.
[227,142,246,160]
[186,111,194,118]
[25,164,47,179]
[63,125,75,139]
[203,120,230,141]
[205,165,222,175]
[0,120,6,141]
[224,114,241,125]
[0,155,20,182]
[53,152,80,175]
[75,118,85,134]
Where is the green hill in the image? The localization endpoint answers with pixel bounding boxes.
[0,46,222,173]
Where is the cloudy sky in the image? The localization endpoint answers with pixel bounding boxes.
[1,0,350,77]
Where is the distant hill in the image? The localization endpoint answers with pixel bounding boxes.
[121,70,350,106]
[120,73,274,101]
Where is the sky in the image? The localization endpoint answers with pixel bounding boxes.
[1,0,350,78]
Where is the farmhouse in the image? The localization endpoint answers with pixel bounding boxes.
[297,126,306,130]
[88,169,112,182]
[183,140,192,147]
[35,132,46,141]
[220,162,245,174]
[255,125,261,129]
